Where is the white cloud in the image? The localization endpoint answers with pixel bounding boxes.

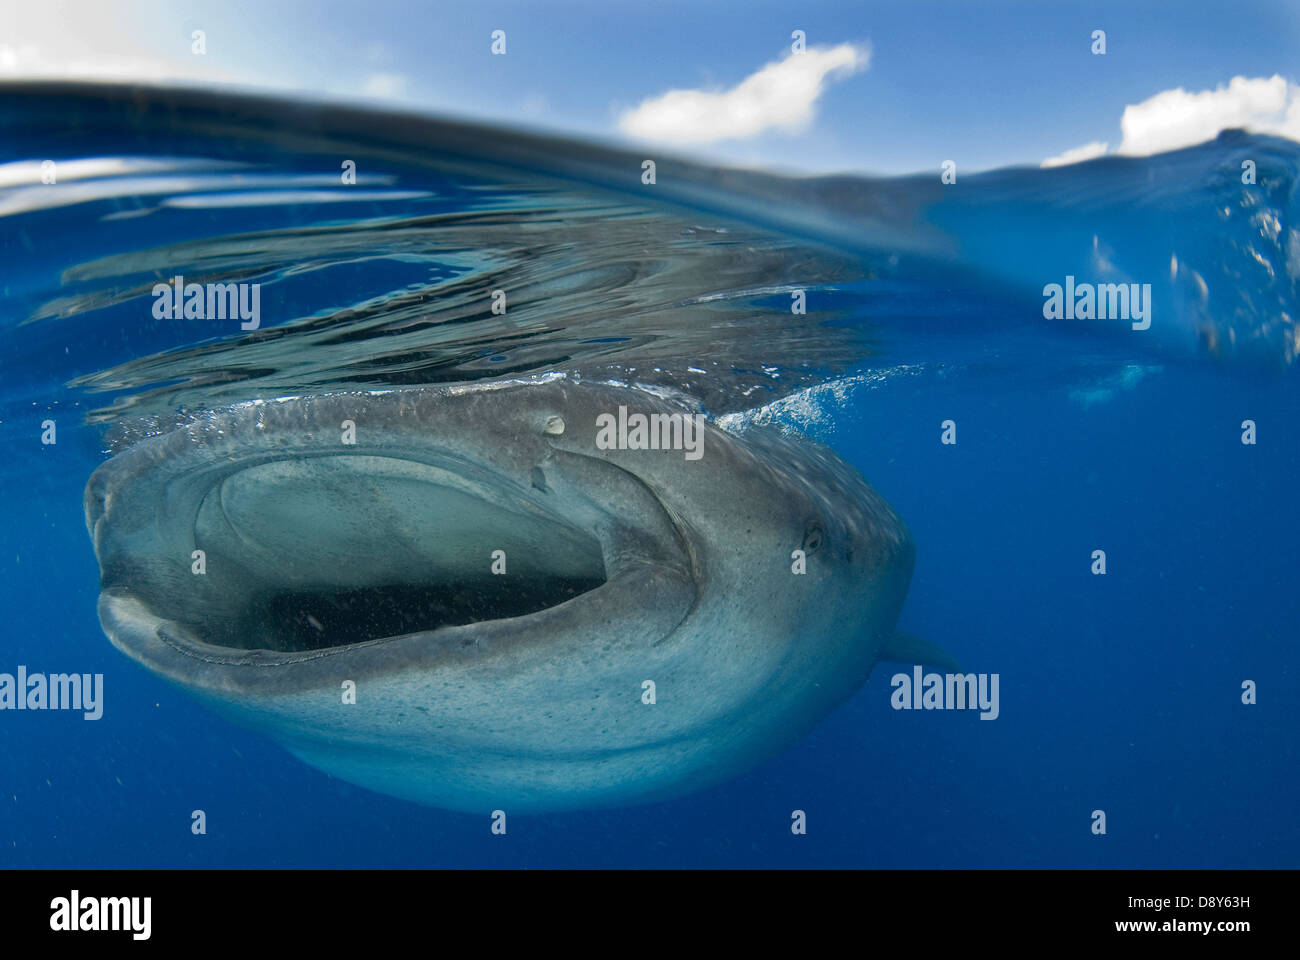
[0,42,197,82]
[1041,140,1110,168]
[1118,74,1300,155]
[1040,75,1300,166]
[618,43,868,144]
[359,72,407,99]
[518,92,549,117]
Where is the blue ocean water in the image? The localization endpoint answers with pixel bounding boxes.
[1,84,1296,868]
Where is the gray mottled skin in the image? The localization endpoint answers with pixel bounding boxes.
[86,378,914,812]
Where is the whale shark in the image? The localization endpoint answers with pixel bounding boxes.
[85,376,931,812]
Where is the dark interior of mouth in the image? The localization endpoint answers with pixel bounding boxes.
[173,454,608,653]
[236,576,605,652]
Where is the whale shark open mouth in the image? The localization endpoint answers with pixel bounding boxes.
[97,452,611,656]
[194,455,610,653]
[86,388,699,687]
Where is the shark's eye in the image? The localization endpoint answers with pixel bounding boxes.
[801,521,825,554]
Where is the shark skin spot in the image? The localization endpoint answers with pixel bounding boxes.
[85,379,914,813]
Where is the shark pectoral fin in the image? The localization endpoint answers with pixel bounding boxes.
[881,631,962,673]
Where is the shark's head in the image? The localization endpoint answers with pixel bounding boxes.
[86,378,913,811]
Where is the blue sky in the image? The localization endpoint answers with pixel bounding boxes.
[3,0,1298,173]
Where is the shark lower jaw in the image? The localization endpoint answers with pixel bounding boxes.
[92,444,697,676]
